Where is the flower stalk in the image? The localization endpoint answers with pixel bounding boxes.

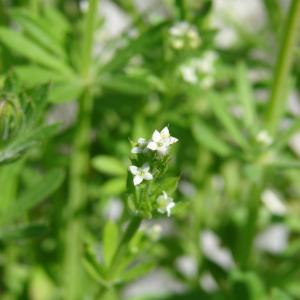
[266,0,300,135]
[64,0,99,299]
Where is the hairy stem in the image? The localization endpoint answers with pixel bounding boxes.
[64,0,99,298]
[266,0,300,135]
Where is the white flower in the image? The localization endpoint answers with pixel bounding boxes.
[131,137,148,154]
[169,22,201,50]
[129,163,153,186]
[147,127,178,155]
[157,191,175,217]
[256,130,273,146]
[179,51,218,87]
[261,189,287,216]
[179,65,198,84]
[197,51,218,73]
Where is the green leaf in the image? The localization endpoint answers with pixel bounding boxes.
[230,271,265,300]
[15,65,66,86]
[100,177,126,196]
[49,81,83,103]
[209,93,248,149]
[43,8,70,42]
[0,161,22,213]
[103,221,119,267]
[2,169,65,223]
[0,124,59,165]
[192,119,232,157]
[92,155,126,176]
[83,245,107,286]
[153,177,178,197]
[0,222,48,241]
[235,62,257,131]
[10,9,66,59]
[0,27,72,75]
[101,22,165,73]
[123,261,155,282]
[101,74,152,95]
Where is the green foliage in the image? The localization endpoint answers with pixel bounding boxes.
[0,0,300,299]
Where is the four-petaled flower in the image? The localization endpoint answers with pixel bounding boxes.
[129,163,153,186]
[131,137,148,154]
[157,191,175,217]
[147,127,178,155]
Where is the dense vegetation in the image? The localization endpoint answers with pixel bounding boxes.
[1,0,300,299]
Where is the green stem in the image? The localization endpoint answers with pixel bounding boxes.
[238,175,263,270]
[266,0,300,135]
[64,91,93,299]
[64,0,99,299]
[238,166,267,269]
[97,216,142,298]
[109,216,142,275]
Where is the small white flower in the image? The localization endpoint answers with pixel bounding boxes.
[256,130,273,146]
[169,22,201,50]
[147,127,178,155]
[129,163,153,186]
[197,51,218,73]
[179,65,198,84]
[157,191,175,217]
[261,189,287,216]
[179,51,218,87]
[131,137,148,154]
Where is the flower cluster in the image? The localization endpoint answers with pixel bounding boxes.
[127,127,178,217]
[179,51,218,89]
[131,127,178,157]
[169,22,201,50]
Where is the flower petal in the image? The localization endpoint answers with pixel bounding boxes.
[142,163,150,171]
[133,175,143,186]
[137,137,146,145]
[131,147,141,154]
[144,172,153,180]
[166,202,175,217]
[129,165,138,175]
[161,127,170,138]
[147,141,158,150]
[157,146,169,155]
[169,137,178,144]
[152,130,161,142]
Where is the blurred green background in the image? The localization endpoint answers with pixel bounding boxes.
[1,0,300,299]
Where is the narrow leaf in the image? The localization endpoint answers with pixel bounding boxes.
[209,93,248,149]
[192,120,231,157]
[0,27,72,75]
[103,221,119,267]
[2,169,65,223]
